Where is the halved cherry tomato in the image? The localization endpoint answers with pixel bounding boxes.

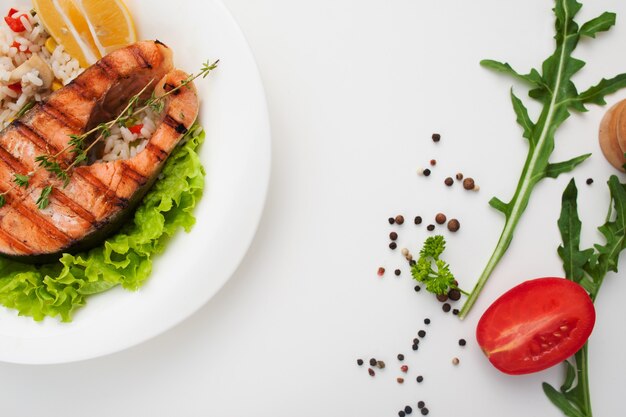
[476,277,595,375]
[128,124,144,134]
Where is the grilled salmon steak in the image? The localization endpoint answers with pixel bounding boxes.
[0,41,200,262]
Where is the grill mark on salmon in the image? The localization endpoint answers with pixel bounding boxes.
[13,120,60,155]
[0,228,33,254]
[0,143,26,174]
[95,59,120,82]
[40,101,82,132]
[145,142,168,162]
[130,45,152,69]
[0,42,201,262]
[51,188,96,224]
[11,203,72,244]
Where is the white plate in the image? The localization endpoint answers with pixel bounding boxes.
[0,0,271,364]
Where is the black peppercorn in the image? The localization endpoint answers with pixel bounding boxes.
[424,318,430,325]
[369,358,377,366]
[416,375,424,383]
[586,178,594,185]
[405,406,413,415]
[389,242,397,250]
[432,133,441,142]
[427,224,435,231]
[417,401,425,409]
[388,217,395,224]
[442,303,451,312]
[395,269,401,276]
[423,169,431,177]
[398,354,405,361]
[459,339,467,346]
[414,216,423,225]
[414,285,421,292]
[448,289,461,301]
[418,330,426,338]
[357,359,363,366]
[421,407,429,415]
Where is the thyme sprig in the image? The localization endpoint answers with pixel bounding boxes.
[0,59,219,210]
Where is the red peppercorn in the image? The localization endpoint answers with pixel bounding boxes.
[401,365,409,373]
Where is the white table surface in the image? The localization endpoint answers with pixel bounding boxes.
[1,0,625,416]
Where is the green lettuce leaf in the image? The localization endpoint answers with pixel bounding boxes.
[0,125,206,322]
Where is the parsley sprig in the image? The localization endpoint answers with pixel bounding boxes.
[411,235,466,296]
[0,59,219,210]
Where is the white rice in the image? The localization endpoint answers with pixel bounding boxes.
[98,108,157,162]
[0,7,83,130]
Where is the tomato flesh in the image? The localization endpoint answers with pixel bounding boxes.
[476,277,595,375]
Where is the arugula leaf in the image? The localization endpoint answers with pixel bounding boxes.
[579,12,616,38]
[459,0,626,319]
[544,176,626,417]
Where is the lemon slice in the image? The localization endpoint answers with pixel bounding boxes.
[32,0,100,68]
[71,0,137,57]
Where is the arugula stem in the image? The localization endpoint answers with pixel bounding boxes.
[576,344,593,417]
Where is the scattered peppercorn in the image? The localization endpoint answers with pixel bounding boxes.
[442,303,451,312]
[377,267,385,277]
[448,289,461,301]
[444,177,454,186]
[430,159,437,166]
[412,343,419,351]
[369,358,377,366]
[395,269,401,276]
[409,259,416,266]
[413,338,419,345]
[456,172,463,180]
[586,178,594,185]
[401,248,409,256]
[447,219,460,232]
[435,213,447,224]
[368,368,375,376]
[389,242,398,250]
[414,285,421,292]
[452,309,459,315]
[390,232,398,241]
[418,330,426,338]
[436,294,448,302]
[432,133,441,142]
[417,401,425,409]
[377,360,386,369]
[397,377,405,384]
[388,217,395,225]
[423,169,431,177]
[427,224,435,231]
[463,178,475,190]
[459,339,467,346]
[405,406,413,415]
[414,216,423,225]
[416,375,424,383]
[357,359,364,366]
[399,411,406,417]
[452,357,460,365]
[395,215,405,225]
[421,407,429,415]
[398,354,405,361]
[424,318,431,325]
[401,365,409,373]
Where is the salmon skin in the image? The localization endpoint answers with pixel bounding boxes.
[0,41,200,263]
